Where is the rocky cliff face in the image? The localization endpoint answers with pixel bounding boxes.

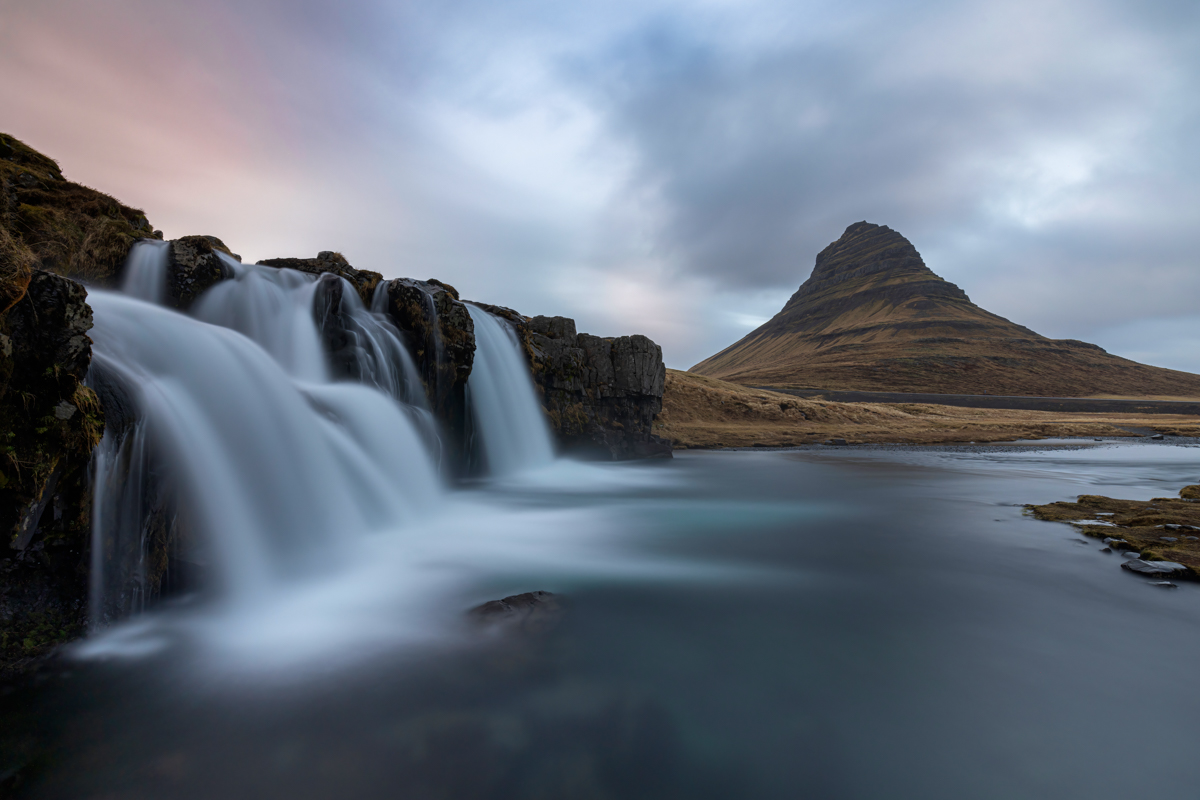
[476,305,671,460]
[0,271,104,670]
[692,221,1200,397]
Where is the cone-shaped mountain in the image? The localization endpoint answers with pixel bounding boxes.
[691,222,1200,397]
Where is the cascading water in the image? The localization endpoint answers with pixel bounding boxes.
[87,265,444,616]
[120,239,170,303]
[465,304,556,476]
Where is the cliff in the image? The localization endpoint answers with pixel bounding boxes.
[692,222,1200,397]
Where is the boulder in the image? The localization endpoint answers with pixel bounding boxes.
[164,235,237,309]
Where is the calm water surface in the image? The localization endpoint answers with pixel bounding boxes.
[4,441,1200,799]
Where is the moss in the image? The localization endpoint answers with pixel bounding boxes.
[1027,490,1200,578]
[1,132,154,285]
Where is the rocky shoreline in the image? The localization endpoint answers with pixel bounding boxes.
[1027,485,1200,587]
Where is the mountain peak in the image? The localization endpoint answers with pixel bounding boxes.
[690,223,1200,397]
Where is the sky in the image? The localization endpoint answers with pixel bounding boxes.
[2,0,1198,372]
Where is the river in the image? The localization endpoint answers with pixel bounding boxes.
[4,439,1199,799]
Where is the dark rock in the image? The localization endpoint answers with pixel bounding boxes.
[0,270,104,672]
[825,438,848,446]
[379,279,476,464]
[1099,547,1112,553]
[1148,581,1178,588]
[494,311,670,460]
[1150,433,1165,440]
[165,235,236,309]
[1121,559,1189,577]
[258,251,383,307]
[1160,536,1178,543]
[468,591,563,635]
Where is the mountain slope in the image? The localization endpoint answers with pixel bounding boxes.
[691,222,1200,397]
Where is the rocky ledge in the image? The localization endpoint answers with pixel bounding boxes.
[1027,485,1200,585]
[476,306,671,460]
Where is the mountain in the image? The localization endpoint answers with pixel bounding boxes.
[690,222,1200,397]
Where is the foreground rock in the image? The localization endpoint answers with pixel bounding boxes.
[0,271,103,673]
[1028,486,1200,580]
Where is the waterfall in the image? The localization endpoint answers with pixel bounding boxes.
[191,257,330,382]
[87,279,442,612]
[119,239,170,303]
[465,305,555,476]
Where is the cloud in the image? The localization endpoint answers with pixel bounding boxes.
[2,0,1197,370]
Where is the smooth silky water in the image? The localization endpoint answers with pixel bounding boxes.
[4,253,1200,797]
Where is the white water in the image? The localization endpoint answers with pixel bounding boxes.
[80,266,655,668]
[465,304,556,476]
[89,289,442,606]
[119,239,170,303]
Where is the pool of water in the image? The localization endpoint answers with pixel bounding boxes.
[4,440,1200,799]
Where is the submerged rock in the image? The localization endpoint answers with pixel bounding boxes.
[1121,559,1188,577]
[468,591,564,636]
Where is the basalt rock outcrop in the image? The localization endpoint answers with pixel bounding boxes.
[378,279,476,460]
[0,270,104,670]
[475,305,670,460]
[692,221,1200,397]
[163,235,238,309]
[260,251,382,307]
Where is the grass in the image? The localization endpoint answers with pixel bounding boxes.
[658,369,1200,448]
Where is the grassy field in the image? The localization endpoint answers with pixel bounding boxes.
[657,370,1200,448]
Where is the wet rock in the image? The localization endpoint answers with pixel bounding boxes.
[1121,559,1189,577]
[1148,581,1177,588]
[1103,537,1131,549]
[1160,536,1178,543]
[165,236,236,309]
[468,591,564,636]
[825,438,849,446]
[1099,547,1112,553]
[0,270,103,671]
[1150,434,1164,440]
[379,279,475,463]
[258,251,383,307]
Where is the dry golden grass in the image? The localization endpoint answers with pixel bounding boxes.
[657,369,1200,448]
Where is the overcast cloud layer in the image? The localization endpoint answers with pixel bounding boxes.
[2,0,1198,371]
